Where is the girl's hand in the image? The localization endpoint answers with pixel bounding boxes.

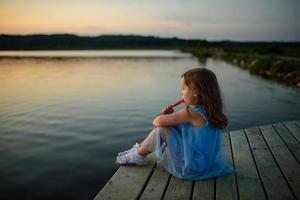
[162,104,174,115]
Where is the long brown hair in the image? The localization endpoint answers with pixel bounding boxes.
[181,68,228,129]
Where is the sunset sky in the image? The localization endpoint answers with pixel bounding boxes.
[1,0,299,41]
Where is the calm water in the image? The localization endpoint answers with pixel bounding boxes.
[0,50,299,200]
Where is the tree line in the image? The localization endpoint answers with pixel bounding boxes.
[0,34,299,57]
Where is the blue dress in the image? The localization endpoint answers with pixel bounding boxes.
[154,104,234,180]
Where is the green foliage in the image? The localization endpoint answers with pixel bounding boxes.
[197,50,300,87]
[248,57,273,73]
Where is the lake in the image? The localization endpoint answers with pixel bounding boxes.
[0,50,299,200]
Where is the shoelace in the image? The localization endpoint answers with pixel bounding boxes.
[118,143,139,156]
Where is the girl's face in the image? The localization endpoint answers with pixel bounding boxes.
[180,77,198,105]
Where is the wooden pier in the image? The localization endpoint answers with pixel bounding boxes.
[94,120,300,200]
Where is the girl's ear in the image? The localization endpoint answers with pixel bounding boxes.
[192,90,198,97]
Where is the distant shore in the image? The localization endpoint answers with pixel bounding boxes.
[182,47,300,89]
[1,34,299,88]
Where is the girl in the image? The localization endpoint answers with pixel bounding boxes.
[115,68,234,180]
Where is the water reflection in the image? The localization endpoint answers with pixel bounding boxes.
[0,51,299,200]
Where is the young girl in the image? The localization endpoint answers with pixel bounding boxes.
[115,68,234,180]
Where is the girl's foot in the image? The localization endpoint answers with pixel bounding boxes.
[115,143,148,166]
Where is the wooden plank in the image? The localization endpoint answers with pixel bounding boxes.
[273,123,300,163]
[139,165,170,200]
[245,127,294,199]
[285,121,300,143]
[230,129,266,200]
[260,125,300,199]
[215,132,238,200]
[93,154,156,200]
[93,120,300,200]
[193,179,214,200]
[163,176,193,200]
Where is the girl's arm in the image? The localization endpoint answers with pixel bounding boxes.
[153,107,191,127]
[153,106,206,127]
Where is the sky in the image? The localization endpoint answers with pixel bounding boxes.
[1,0,300,41]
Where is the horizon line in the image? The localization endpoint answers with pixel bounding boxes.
[1,33,300,43]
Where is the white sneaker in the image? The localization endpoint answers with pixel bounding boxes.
[118,143,139,156]
[115,143,148,166]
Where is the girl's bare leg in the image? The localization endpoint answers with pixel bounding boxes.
[137,127,169,157]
